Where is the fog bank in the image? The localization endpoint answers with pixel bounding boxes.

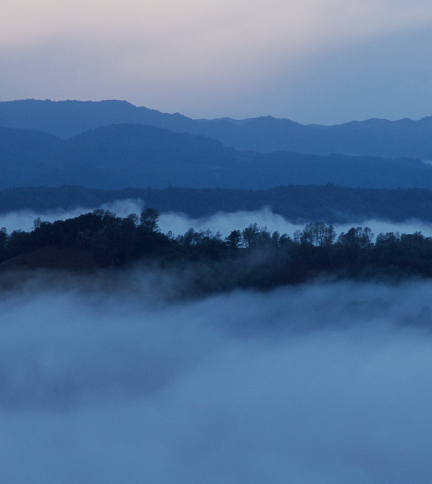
[158,208,432,238]
[0,199,144,232]
[2,275,432,483]
[1,204,432,239]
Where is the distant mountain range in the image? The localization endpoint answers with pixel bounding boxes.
[1,124,432,190]
[1,99,432,159]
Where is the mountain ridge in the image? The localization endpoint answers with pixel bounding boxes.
[1,124,432,190]
[2,99,432,159]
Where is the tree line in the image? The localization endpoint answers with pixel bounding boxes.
[1,208,432,292]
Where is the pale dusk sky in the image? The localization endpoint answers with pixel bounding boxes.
[1,0,432,124]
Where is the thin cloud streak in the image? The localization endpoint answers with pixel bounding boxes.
[1,205,432,239]
[158,209,432,238]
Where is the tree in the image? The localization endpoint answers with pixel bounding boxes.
[226,230,242,250]
[242,223,260,251]
[337,227,374,265]
[140,208,160,233]
[300,222,336,247]
[0,227,6,253]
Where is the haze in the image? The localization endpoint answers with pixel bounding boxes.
[2,274,432,483]
[2,0,432,123]
[2,1,432,479]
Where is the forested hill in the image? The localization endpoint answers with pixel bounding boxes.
[2,185,432,224]
[2,99,432,159]
[1,209,432,293]
[1,124,432,190]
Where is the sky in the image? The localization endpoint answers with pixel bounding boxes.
[1,0,432,124]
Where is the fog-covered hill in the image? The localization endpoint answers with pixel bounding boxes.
[1,124,432,190]
[1,99,432,159]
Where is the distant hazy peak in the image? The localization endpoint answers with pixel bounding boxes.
[1,99,432,159]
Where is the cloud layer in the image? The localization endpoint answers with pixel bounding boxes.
[2,274,432,483]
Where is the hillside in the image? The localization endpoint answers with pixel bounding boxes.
[1,124,432,190]
[1,99,432,159]
[1,210,432,290]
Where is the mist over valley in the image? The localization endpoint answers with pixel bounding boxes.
[2,100,432,482]
[2,274,432,483]
[5,0,432,477]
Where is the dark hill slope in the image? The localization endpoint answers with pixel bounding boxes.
[2,209,432,288]
[1,124,432,190]
[2,99,432,159]
[3,184,432,224]
[0,127,61,186]
[202,116,432,159]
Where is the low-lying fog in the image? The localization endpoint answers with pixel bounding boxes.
[1,200,432,239]
[158,208,432,239]
[2,273,432,483]
[2,201,432,482]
